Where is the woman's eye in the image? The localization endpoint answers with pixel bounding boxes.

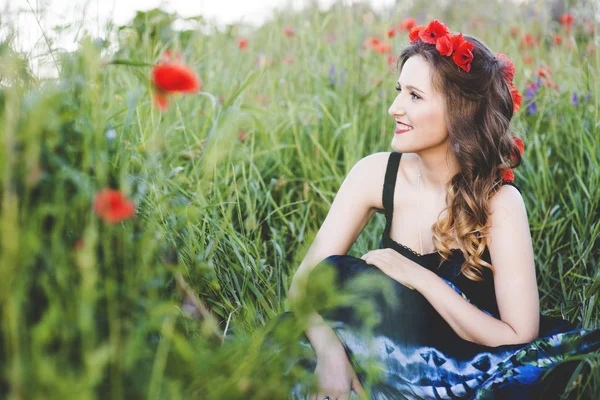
[395,87,420,100]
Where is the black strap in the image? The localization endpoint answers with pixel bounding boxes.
[383,152,402,237]
[501,180,522,194]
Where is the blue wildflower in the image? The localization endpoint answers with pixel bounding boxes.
[524,86,536,102]
[572,92,579,107]
[328,64,336,87]
[526,102,537,116]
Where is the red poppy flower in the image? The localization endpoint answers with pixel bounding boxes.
[151,52,201,110]
[398,17,417,32]
[559,13,575,31]
[418,20,451,45]
[501,168,515,182]
[362,36,381,49]
[152,63,200,93]
[523,56,534,65]
[387,28,395,38]
[435,34,454,56]
[513,136,525,156]
[283,27,294,37]
[374,41,392,54]
[553,34,562,45]
[409,25,426,43]
[93,189,136,224]
[451,34,474,72]
[238,37,248,50]
[520,33,538,48]
[510,26,520,37]
[496,52,515,84]
[536,66,551,79]
[509,83,522,113]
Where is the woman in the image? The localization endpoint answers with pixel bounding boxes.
[268,20,600,399]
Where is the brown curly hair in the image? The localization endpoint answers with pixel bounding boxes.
[396,34,524,281]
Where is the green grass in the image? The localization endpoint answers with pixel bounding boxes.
[0,1,598,398]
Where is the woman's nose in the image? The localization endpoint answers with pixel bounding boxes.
[389,101,406,117]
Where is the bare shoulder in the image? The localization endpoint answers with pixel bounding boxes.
[489,183,526,220]
[487,183,529,248]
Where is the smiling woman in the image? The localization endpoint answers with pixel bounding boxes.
[264,18,600,400]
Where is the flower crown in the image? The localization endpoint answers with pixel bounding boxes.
[408,20,522,114]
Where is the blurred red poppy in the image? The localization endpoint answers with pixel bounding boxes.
[93,189,136,224]
[553,34,562,45]
[374,41,392,54]
[559,13,575,31]
[536,66,551,79]
[520,33,538,48]
[398,17,417,32]
[362,36,381,49]
[284,27,294,37]
[387,28,395,38]
[151,51,201,110]
[510,26,520,37]
[238,37,249,50]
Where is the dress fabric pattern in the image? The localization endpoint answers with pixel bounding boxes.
[270,152,600,399]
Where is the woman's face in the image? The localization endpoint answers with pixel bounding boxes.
[388,55,449,152]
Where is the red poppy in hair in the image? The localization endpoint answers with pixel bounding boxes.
[409,25,427,43]
[418,20,451,45]
[501,168,515,182]
[496,52,515,84]
[451,34,474,72]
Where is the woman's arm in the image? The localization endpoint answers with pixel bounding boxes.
[413,184,540,347]
[413,268,534,347]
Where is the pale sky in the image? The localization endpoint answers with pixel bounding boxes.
[2,0,403,77]
[2,0,394,53]
[0,0,571,78]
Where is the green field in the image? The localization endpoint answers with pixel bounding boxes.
[0,1,598,398]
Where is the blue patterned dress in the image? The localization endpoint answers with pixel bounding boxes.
[270,152,600,399]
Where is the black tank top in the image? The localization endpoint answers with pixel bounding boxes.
[378,151,522,318]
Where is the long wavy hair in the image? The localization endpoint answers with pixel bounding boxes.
[396,34,524,281]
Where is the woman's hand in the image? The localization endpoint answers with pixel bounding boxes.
[360,248,423,290]
[309,349,368,400]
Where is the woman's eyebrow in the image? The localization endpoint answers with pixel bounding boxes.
[396,82,425,95]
